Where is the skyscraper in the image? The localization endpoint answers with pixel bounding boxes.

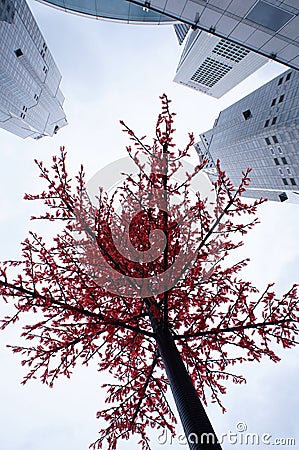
[173,28,268,98]
[37,1,299,70]
[195,69,299,203]
[0,0,67,139]
[173,23,190,46]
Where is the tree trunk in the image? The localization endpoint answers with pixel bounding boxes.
[155,327,223,450]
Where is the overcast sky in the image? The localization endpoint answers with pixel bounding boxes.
[0,2,298,450]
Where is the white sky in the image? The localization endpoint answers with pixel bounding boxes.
[0,2,298,450]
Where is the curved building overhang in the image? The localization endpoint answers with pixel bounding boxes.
[35,0,299,70]
[35,0,174,24]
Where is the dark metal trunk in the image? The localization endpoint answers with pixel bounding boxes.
[155,327,222,450]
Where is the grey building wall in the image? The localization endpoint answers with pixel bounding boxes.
[0,0,67,139]
[174,28,267,98]
[196,69,299,203]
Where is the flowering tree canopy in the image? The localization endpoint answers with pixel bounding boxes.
[0,95,298,450]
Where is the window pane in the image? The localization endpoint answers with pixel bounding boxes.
[246,1,294,32]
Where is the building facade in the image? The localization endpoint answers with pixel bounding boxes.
[195,69,299,203]
[173,28,267,98]
[37,0,299,70]
[174,23,190,46]
[36,0,173,23]
[0,0,67,139]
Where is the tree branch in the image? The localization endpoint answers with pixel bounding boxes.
[175,318,298,340]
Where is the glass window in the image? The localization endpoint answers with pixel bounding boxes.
[282,178,288,185]
[265,137,271,145]
[279,193,288,202]
[277,146,283,154]
[278,77,283,86]
[264,119,270,127]
[278,95,284,103]
[272,135,279,144]
[272,117,277,125]
[245,1,294,32]
[242,109,252,120]
[274,158,279,165]
[26,0,173,23]
[271,98,276,106]
[281,157,287,165]
[14,48,23,57]
[290,178,296,185]
[285,72,291,81]
[270,147,275,155]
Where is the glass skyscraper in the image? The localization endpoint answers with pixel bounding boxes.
[0,0,67,139]
[173,28,267,98]
[38,0,299,70]
[195,69,299,204]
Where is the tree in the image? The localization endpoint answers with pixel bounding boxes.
[0,95,298,450]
